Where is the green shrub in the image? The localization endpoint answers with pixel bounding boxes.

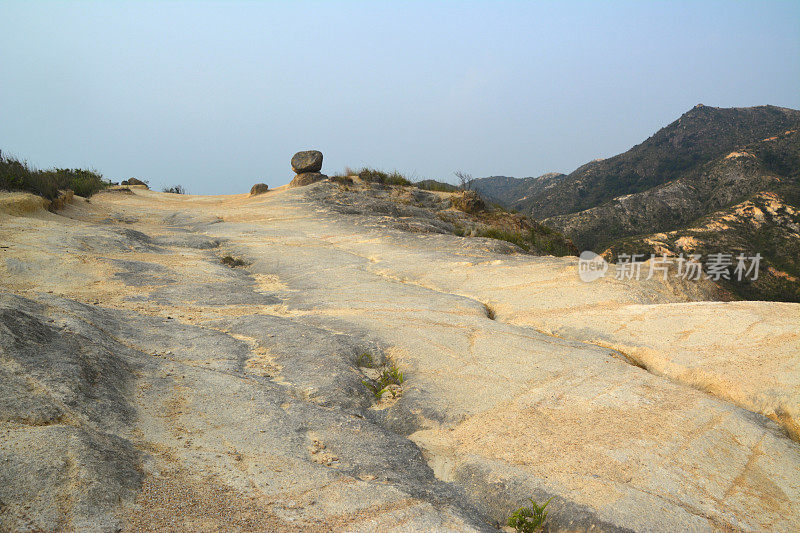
[475,226,576,256]
[507,497,552,533]
[0,151,109,200]
[416,179,458,192]
[356,167,413,187]
[162,185,186,194]
[477,227,530,249]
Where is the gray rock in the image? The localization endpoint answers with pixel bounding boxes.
[290,172,327,187]
[291,150,323,173]
[250,183,269,196]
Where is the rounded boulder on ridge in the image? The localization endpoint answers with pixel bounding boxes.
[250,183,269,196]
[291,151,323,173]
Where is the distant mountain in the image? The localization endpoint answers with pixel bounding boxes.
[511,104,800,221]
[475,104,800,301]
[471,172,566,207]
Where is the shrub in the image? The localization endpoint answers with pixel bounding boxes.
[475,226,576,256]
[162,185,187,194]
[477,227,530,249]
[416,179,458,192]
[121,177,149,187]
[0,151,109,200]
[329,174,354,185]
[507,497,552,533]
[356,167,413,187]
[454,170,474,190]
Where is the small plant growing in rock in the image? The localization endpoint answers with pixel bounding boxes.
[355,352,374,368]
[507,497,552,532]
[379,363,404,386]
[362,379,388,400]
[361,357,405,402]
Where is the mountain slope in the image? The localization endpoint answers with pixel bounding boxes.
[471,173,566,207]
[476,104,800,301]
[545,127,800,248]
[517,104,800,220]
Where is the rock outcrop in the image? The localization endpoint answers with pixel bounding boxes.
[0,184,798,531]
[290,172,326,187]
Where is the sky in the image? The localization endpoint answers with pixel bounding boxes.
[1,1,799,195]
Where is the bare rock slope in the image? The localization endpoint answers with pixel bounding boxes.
[0,183,798,532]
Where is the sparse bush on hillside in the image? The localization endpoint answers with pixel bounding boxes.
[121,177,149,187]
[476,225,576,256]
[329,174,354,185]
[356,167,413,187]
[454,170,474,190]
[415,179,458,192]
[0,151,109,200]
[162,185,187,194]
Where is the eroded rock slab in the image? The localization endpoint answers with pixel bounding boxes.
[1,185,798,532]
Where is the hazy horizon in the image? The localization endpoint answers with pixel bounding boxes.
[2,1,799,194]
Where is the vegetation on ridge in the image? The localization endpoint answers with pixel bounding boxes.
[0,150,110,200]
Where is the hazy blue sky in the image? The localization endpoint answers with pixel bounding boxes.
[1,1,798,194]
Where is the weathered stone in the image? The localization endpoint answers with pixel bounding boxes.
[290,172,327,187]
[291,150,323,173]
[250,183,269,196]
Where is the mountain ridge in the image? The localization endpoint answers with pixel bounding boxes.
[473,104,800,301]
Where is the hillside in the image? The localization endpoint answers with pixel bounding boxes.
[471,172,566,207]
[475,105,800,301]
[1,173,799,531]
[508,104,800,219]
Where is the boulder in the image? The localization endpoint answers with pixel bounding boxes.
[291,151,323,173]
[290,173,327,188]
[250,183,269,196]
